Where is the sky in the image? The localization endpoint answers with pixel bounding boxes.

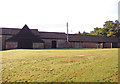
[0,0,119,33]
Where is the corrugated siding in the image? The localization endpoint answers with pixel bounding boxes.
[106,43,111,48]
[69,42,82,48]
[74,42,82,48]
[117,43,120,48]
[33,43,44,49]
[69,42,74,48]
[82,42,98,48]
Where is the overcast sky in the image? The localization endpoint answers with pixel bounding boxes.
[0,0,119,33]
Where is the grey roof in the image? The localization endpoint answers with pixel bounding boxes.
[6,25,44,43]
[68,34,119,42]
[0,27,67,39]
[0,28,40,36]
[0,26,119,42]
[39,31,66,39]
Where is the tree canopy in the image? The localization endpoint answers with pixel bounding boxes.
[78,20,120,38]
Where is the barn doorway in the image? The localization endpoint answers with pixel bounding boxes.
[103,42,107,48]
[18,40,33,49]
[112,42,118,48]
[52,41,57,48]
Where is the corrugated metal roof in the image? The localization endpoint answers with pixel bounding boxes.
[39,32,66,39]
[6,25,44,43]
[0,26,119,42]
[0,28,39,36]
[68,34,118,42]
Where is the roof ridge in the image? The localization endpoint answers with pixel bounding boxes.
[39,31,65,34]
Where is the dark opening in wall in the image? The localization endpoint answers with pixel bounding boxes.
[112,42,118,48]
[52,41,56,48]
[18,39,33,49]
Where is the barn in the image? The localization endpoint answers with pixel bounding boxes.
[0,24,120,50]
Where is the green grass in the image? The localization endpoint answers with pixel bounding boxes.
[1,48,118,82]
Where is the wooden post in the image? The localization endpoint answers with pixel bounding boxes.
[102,43,103,48]
[97,43,98,48]
[66,22,69,48]
[111,42,112,48]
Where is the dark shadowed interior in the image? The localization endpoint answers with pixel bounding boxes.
[18,39,33,49]
[52,41,57,48]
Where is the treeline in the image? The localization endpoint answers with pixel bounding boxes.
[78,20,120,38]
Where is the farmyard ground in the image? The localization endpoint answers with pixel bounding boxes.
[1,48,118,82]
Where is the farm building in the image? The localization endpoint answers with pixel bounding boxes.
[0,24,120,50]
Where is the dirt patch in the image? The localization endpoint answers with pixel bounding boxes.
[77,55,85,57]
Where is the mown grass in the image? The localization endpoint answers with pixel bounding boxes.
[1,48,118,82]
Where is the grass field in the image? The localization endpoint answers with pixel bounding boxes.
[1,48,118,82]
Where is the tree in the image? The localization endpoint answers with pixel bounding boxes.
[114,20,120,38]
[78,31,81,35]
[90,20,120,37]
[77,20,120,38]
[82,31,89,35]
[90,27,103,36]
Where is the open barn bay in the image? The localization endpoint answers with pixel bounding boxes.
[1,49,118,82]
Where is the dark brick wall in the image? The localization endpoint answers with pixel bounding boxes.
[106,43,111,48]
[6,42,18,49]
[69,42,103,48]
[33,43,44,49]
[68,42,114,48]
[69,42,74,48]
[117,43,120,48]
[0,35,2,50]
[2,35,13,50]
[82,42,98,48]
